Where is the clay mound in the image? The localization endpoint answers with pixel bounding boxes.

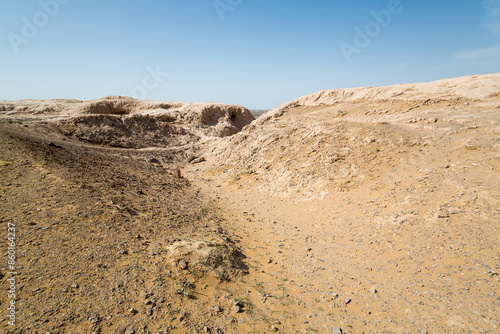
[178,103,255,137]
[73,96,186,116]
[1,97,255,151]
[73,96,141,115]
[210,120,421,200]
[208,73,500,201]
[71,97,255,137]
[0,99,82,115]
[56,113,197,149]
[165,239,248,280]
[60,100,254,148]
[258,73,500,124]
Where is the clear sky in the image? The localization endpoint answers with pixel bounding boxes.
[1,0,499,109]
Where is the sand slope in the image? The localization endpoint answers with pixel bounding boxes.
[188,73,500,332]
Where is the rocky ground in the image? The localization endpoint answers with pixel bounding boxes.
[0,121,253,334]
[1,74,500,333]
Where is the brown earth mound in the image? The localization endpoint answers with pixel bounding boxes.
[0,121,247,334]
[0,96,255,143]
[257,73,500,124]
[56,114,196,149]
[182,73,499,333]
[208,73,500,202]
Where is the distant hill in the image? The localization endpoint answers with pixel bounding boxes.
[250,109,269,118]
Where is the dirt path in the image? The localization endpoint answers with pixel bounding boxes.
[184,141,500,334]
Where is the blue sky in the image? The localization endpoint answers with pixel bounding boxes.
[0,0,499,109]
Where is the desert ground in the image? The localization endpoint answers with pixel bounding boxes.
[1,73,499,333]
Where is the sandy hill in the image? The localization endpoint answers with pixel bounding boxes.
[258,73,500,124]
[183,73,499,333]
[209,73,500,200]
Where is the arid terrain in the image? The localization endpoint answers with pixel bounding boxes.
[1,74,499,334]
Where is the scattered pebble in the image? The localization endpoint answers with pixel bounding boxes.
[179,259,188,270]
[179,312,188,321]
[332,327,343,334]
[88,315,99,324]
